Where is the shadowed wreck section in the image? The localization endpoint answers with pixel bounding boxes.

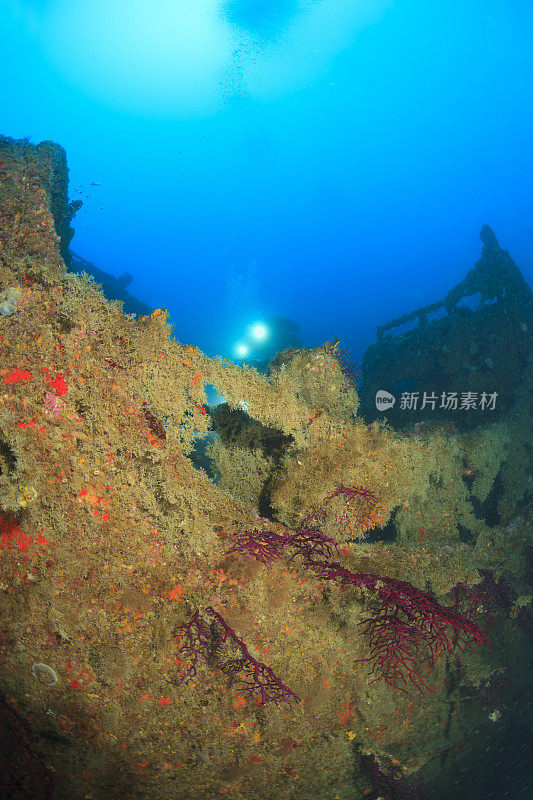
[0,135,532,800]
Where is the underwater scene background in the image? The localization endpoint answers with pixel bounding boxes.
[0,2,532,799]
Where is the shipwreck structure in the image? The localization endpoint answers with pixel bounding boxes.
[360,225,533,430]
[0,135,531,800]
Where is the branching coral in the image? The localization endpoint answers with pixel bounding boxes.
[222,486,491,697]
[176,606,301,708]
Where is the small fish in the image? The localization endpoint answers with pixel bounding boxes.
[89,182,101,186]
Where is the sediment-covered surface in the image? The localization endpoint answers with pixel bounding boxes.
[0,136,531,800]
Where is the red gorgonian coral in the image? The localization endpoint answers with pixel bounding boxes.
[184,482,491,703]
[175,606,301,709]
[225,510,491,696]
[301,558,492,695]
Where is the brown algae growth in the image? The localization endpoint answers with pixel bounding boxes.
[0,135,531,800]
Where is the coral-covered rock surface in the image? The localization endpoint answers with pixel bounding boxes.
[0,135,531,800]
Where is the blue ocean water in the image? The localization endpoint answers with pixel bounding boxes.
[1,0,532,367]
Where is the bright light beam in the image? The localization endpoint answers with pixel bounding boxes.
[235,343,249,358]
[250,322,269,341]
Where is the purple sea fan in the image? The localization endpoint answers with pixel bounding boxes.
[285,528,340,562]
[205,607,301,708]
[302,559,491,695]
[175,608,214,685]
[175,606,301,709]
[227,527,340,567]
[226,528,288,567]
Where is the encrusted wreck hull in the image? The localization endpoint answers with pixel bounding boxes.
[0,136,531,800]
